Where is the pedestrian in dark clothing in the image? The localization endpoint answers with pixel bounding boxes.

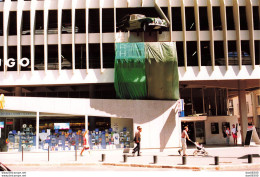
[132,126,142,156]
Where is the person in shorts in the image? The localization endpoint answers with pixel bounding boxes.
[231,124,238,145]
[80,130,90,156]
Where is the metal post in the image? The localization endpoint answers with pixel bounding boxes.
[248,154,253,163]
[22,146,23,162]
[102,154,105,162]
[48,146,49,162]
[182,156,187,165]
[214,156,219,165]
[75,145,77,161]
[153,155,157,164]
[123,154,127,163]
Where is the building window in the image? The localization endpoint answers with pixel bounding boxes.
[0,12,3,36]
[176,42,184,66]
[89,9,99,33]
[35,45,44,70]
[253,6,260,30]
[7,46,17,71]
[75,44,86,69]
[21,46,31,71]
[48,10,57,34]
[9,11,17,35]
[201,41,211,66]
[213,7,222,31]
[255,40,260,65]
[36,10,44,34]
[239,7,248,30]
[172,7,182,31]
[22,11,30,35]
[102,9,114,33]
[199,7,209,31]
[241,40,251,65]
[75,9,85,33]
[185,7,196,31]
[214,41,224,66]
[228,41,237,65]
[89,44,100,68]
[187,41,198,66]
[61,44,72,70]
[103,43,115,68]
[226,7,235,30]
[0,46,3,71]
[62,10,71,34]
[48,45,58,70]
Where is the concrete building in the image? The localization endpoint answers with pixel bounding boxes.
[0,0,259,151]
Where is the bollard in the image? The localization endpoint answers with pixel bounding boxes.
[101,154,105,162]
[248,154,253,163]
[75,145,77,161]
[48,146,50,162]
[22,146,23,162]
[214,156,219,165]
[123,154,127,163]
[182,156,187,165]
[153,155,157,164]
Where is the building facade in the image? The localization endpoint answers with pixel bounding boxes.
[0,0,259,151]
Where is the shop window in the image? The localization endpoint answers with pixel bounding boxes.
[48,10,57,34]
[253,7,260,30]
[201,41,211,66]
[226,7,235,30]
[89,44,100,68]
[172,7,182,31]
[214,41,224,66]
[102,9,114,33]
[0,12,3,36]
[213,7,222,31]
[21,46,31,71]
[241,40,251,65]
[75,9,85,33]
[48,45,58,70]
[187,41,198,66]
[255,41,260,65]
[89,9,99,33]
[35,10,44,34]
[9,11,17,35]
[176,42,184,66]
[239,7,248,30]
[0,46,3,71]
[103,43,115,68]
[75,44,86,69]
[199,7,209,31]
[185,7,196,31]
[62,10,72,34]
[61,44,72,70]
[34,45,44,70]
[22,11,30,35]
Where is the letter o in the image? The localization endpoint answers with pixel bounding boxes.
[19,58,30,67]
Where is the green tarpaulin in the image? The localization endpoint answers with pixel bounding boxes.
[114,42,179,100]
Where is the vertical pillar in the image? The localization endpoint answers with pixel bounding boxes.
[36,111,40,151]
[238,80,248,145]
[85,115,88,131]
[14,87,22,96]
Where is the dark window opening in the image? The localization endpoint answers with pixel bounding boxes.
[7,46,17,71]
[0,47,3,71]
[9,11,17,35]
[201,41,211,66]
[35,10,44,33]
[21,46,31,71]
[75,9,86,33]
[253,7,260,30]
[172,7,182,31]
[75,44,86,69]
[34,45,44,70]
[89,44,100,68]
[187,41,198,66]
[239,7,248,30]
[213,7,222,31]
[241,41,251,65]
[62,10,72,34]
[176,42,184,66]
[48,10,57,34]
[88,117,111,132]
[61,44,72,70]
[226,7,235,30]
[214,41,224,66]
[48,45,58,70]
[102,9,114,33]
[228,41,237,65]
[89,9,99,33]
[0,12,3,36]
[185,7,196,31]
[255,41,260,65]
[22,11,30,35]
[103,43,115,68]
[199,7,209,31]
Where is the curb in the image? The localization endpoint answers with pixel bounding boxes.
[5,162,260,171]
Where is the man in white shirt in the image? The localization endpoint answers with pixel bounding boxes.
[231,124,238,145]
[178,126,190,156]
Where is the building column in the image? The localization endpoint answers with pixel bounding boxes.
[14,87,22,96]
[85,115,88,132]
[36,111,39,151]
[238,80,248,145]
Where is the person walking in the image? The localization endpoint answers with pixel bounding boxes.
[80,130,90,156]
[225,127,231,145]
[132,126,142,156]
[231,124,238,145]
[178,126,190,156]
